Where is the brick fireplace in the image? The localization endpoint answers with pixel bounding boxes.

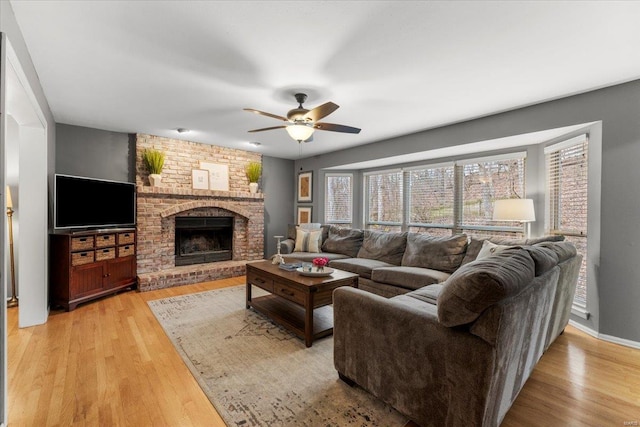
[135,134,264,291]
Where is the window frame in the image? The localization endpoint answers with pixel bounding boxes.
[360,152,528,236]
[324,172,354,225]
[544,134,589,310]
[363,168,404,230]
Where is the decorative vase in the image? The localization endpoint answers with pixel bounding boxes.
[149,174,162,187]
[249,182,258,193]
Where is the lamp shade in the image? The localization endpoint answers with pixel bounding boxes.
[6,186,12,209]
[286,124,314,142]
[493,198,535,222]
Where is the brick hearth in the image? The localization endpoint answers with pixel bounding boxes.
[135,134,264,291]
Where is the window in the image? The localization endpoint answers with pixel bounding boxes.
[459,153,526,231]
[545,135,589,307]
[406,163,455,234]
[360,153,527,237]
[325,173,353,227]
[364,170,403,231]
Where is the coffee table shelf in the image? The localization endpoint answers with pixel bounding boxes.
[250,295,334,340]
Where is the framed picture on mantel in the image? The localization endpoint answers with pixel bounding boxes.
[298,171,312,203]
[192,169,209,190]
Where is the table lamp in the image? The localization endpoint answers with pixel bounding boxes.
[493,198,536,239]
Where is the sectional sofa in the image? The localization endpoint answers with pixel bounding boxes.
[281,224,581,426]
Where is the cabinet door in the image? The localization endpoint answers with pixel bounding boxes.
[106,257,136,288]
[70,262,107,299]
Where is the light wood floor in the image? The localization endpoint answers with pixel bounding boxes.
[7,277,640,426]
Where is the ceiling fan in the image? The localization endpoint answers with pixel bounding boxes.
[244,93,361,143]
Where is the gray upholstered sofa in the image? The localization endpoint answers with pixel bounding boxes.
[333,242,581,427]
[282,224,581,426]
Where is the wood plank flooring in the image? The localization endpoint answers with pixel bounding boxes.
[7,277,640,426]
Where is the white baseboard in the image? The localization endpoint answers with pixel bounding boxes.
[599,333,640,350]
[569,320,598,338]
[569,320,640,349]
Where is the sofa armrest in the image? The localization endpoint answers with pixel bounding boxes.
[333,287,494,426]
[280,238,295,254]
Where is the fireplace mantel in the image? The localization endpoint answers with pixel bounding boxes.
[136,185,264,200]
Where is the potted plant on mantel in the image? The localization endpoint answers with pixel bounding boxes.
[142,148,166,187]
[245,161,262,194]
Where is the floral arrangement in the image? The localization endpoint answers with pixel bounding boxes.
[312,257,329,271]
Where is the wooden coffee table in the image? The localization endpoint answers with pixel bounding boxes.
[246,259,358,347]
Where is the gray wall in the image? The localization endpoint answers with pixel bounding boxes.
[56,123,134,182]
[262,156,295,258]
[295,79,640,344]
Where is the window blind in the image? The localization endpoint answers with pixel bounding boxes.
[365,170,403,226]
[546,135,589,306]
[325,174,353,224]
[460,154,526,228]
[407,164,455,228]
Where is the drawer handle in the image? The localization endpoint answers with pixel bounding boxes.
[80,253,88,257]
[124,233,130,237]
[102,249,110,253]
[102,236,110,240]
[280,288,295,297]
[79,238,87,242]
[124,246,130,250]
[255,278,265,284]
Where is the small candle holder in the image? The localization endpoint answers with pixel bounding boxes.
[272,235,285,265]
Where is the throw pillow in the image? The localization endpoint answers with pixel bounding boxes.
[476,240,512,260]
[293,228,322,253]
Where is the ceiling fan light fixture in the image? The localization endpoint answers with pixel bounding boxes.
[286,124,314,143]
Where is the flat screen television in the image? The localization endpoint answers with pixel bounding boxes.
[54,174,136,229]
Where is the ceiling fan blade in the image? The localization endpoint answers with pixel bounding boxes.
[303,102,339,122]
[248,125,287,133]
[243,108,288,122]
[313,122,361,134]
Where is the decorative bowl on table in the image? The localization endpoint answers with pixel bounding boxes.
[297,266,335,277]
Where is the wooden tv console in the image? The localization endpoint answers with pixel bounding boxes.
[50,228,137,311]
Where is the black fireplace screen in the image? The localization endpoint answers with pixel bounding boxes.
[175,216,233,266]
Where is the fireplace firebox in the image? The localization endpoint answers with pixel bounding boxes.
[175,217,233,266]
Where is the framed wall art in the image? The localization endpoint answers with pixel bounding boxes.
[200,161,229,191]
[297,206,312,224]
[297,171,313,203]
[191,169,209,190]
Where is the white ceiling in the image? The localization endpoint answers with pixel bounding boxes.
[9,1,640,160]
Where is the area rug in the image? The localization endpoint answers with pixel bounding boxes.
[148,285,407,426]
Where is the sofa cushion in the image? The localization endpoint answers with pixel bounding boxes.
[437,247,536,327]
[371,266,450,291]
[293,228,322,253]
[322,226,364,258]
[357,230,408,265]
[401,284,445,305]
[329,258,394,279]
[401,233,468,273]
